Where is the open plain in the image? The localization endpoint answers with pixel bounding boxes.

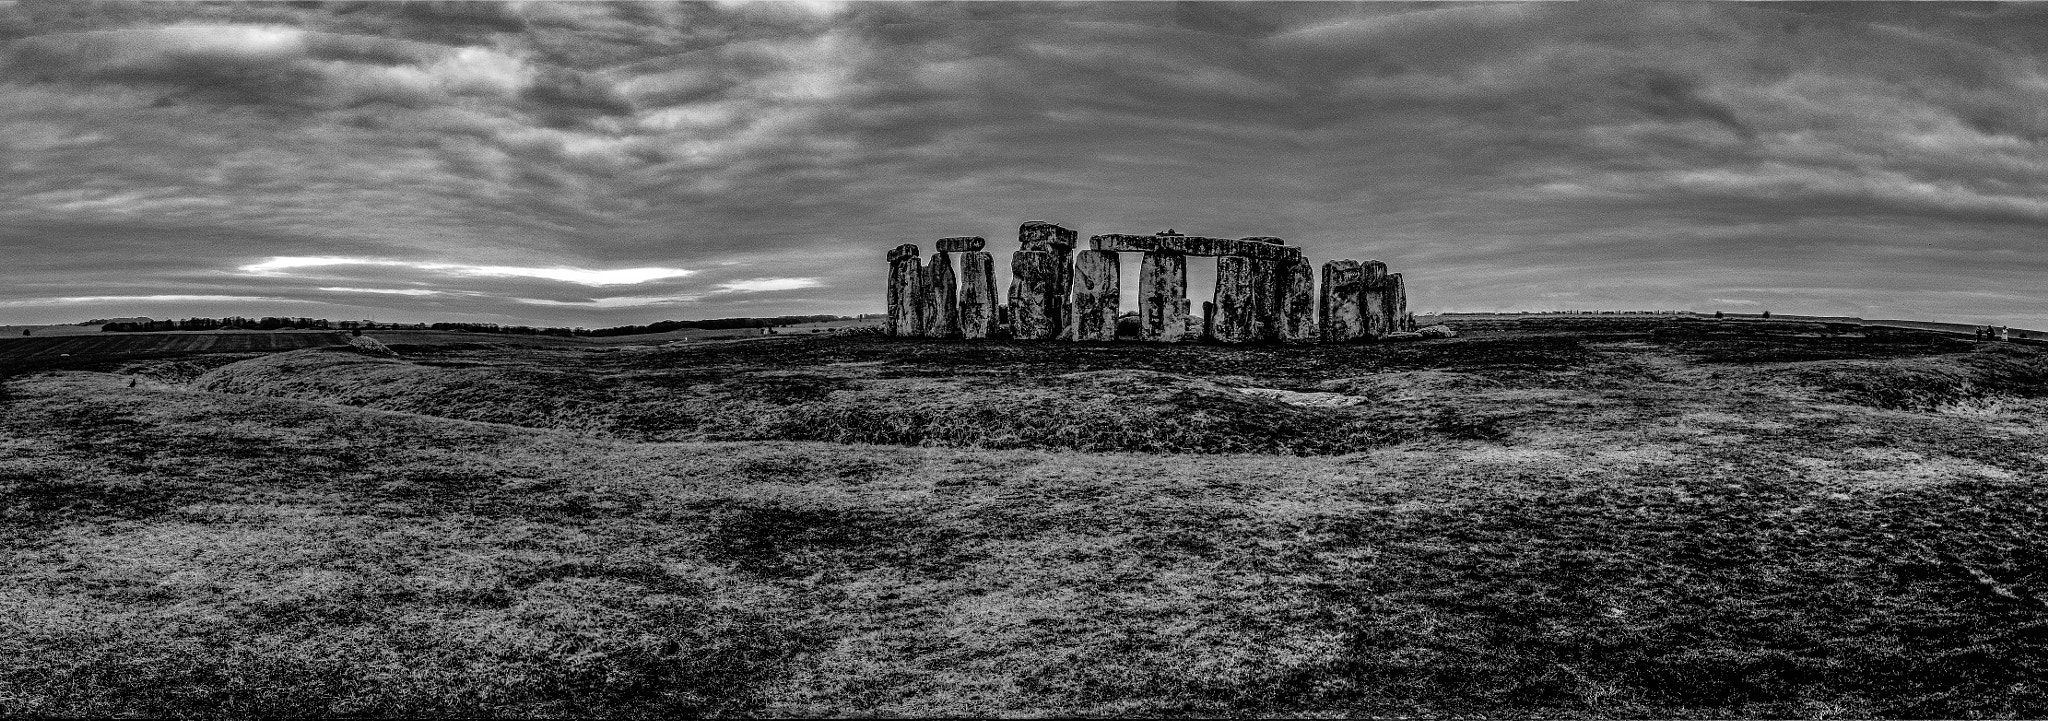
[2,317,2045,717]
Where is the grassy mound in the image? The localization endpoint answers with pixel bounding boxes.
[1772,347,2048,411]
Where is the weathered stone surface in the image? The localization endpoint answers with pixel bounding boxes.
[1090,234,1302,261]
[936,236,985,253]
[1201,300,1216,341]
[915,258,936,337]
[1381,331,1425,342]
[1010,250,1060,340]
[1070,249,1119,341]
[887,256,923,337]
[1387,272,1409,333]
[1277,258,1317,343]
[1416,324,1456,339]
[886,243,919,264]
[1239,236,1285,245]
[1247,258,1278,341]
[957,251,996,339]
[1319,259,1365,343]
[923,253,959,338]
[1019,221,1076,252]
[1360,260,1390,338]
[1020,222,1075,337]
[1138,250,1188,342]
[1212,256,1258,344]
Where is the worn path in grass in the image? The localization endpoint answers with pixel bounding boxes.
[3,323,2047,716]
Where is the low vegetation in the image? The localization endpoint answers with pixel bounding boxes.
[3,319,2045,717]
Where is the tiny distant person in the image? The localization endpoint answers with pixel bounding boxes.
[20,329,28,336]
[351,328,363,337]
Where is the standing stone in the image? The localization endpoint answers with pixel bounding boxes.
[1010,250,1060,340]
[1319,259,1365,343]
[1071,250,1119,341]
[958,251,996,339]
[1277,258,1317,344]
[1138,251,1188,342]
[1248,258,1280,341]
[1242,235,1288,337]
[886,244,922,337]
[923,253,959,339]
[1387,273,1410,332]
[1360,261,1390,339]
[1020,221,1077,339]
[1212,256,1259,344]
[1202,300,1216,341]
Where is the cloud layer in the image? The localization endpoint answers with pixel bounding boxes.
[3,2,2047,327]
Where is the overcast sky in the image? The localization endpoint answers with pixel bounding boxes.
[4,1,2047,328]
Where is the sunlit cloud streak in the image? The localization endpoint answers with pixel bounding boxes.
[240,257,695,286]
[317,287,443,296]
[716,277,821,292]
[513,295,702,309]
[0,294,297,307]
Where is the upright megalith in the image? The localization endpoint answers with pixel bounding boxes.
[1277,258,1317,343]
[958,251,996,339]
[1138,251,1188,342]
[1387,273,1410,332]
[1071,249,1120,341]
[1319,259,1366,343]
[1010,250,1061,340]
[1020,221,1077,338]
[886,243,923,337]
[1212,255,1259,344]
[1360,260,1390,339]
[923,253,959,338]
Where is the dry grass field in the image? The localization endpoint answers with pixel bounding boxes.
[3,318,2045,717]
[0,331,348,365]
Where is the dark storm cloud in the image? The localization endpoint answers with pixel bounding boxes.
[4,2,2048,328]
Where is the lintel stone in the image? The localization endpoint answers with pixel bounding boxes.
[936,236,986,253]
[1089,234,1301,261]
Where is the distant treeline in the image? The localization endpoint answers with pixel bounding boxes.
[99,314,861,335]
[581,315,852,337]
[101,316,334,332]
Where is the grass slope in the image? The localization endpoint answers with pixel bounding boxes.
[3,323,2047,717]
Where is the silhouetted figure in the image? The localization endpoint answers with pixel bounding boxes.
[351,328,362,337]
[20,330,28,336]
[1761,311,1771,320]
[1714,311,1723,319]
